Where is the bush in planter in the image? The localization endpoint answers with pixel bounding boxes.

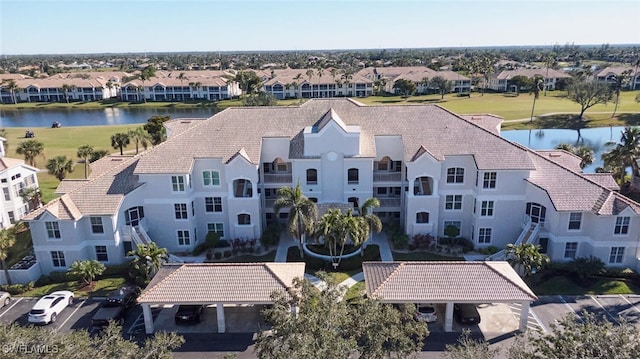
[392,233,409,249]
[206,232,220,250]
[214,252,222,260]
[192,243,207,256]
[214,239,231,249]
[223,250,232,258]
[260,224,281,249]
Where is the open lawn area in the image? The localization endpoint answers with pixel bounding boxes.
[287,245,381,277]
[526,275,640,295]
[20,276,129,298]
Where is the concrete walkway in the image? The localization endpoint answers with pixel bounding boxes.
[274,231,297,262]
[370,232,394,262]
[338,272,364,288]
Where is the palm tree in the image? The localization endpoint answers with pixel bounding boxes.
[420,77,430,95]
[16,139,44,167]
[127,242,168,285]
[529,76,544,122]
[505,243,549,277]
[602,126,640,183]
[19,186,42,211]
[429,76,451,99]
[67,260,105,287]
[316,209,368,268]
[104,81,114,98]
[111,132,130,155]
[60,84,76,103]
[554,143,594,169]
[359,197,382,246]
[177,72,187,87]
[610,69,632,118]
[138,65,156,103]
[77,144,94,179]
[1,79,20,104]
[543,52,556,96]
[46,155,74,181]
[273,182,318,257]
[0,229,16,285]
[128,127,153,154]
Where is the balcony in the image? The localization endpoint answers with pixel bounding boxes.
[263,173,293,184]
[373,172,402,182]
[378,197,401,207]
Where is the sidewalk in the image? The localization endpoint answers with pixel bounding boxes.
[370,232,394,262]
[274,231,297,262]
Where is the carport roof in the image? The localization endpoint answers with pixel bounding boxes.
[137,262,306,305]
[363,261,537,303]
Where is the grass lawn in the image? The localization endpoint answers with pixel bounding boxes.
[526,275,640,295]
[20,276,128,298]
[323,272,351,284]
[287,244,380,277]
[391,251,464,261]
[220,250,276,263]
[344,281,365,302]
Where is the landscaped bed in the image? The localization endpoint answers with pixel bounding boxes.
[391,251,464,261]
[287,244,381,276]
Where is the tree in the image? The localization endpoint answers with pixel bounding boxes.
[255,274,428,359]
[568,256,605,284]
[242,91,277,106]
[542,52,557,96]
[0,322,184,359]
[1,79,20,104]
[19,186,42,211]
[273,182,318,257]
[60,84,76,103]
[67,259,105,287]
[393,78,417,99]
[128,242,168,286]
[445,329,498,359]
[138,65,156,103]
[128,127,152,154]
[359,197,382,246]
[77,144,94,179]
[235,70,262,94]
[0,229,16,285]
[177,72,187,86]
[16,139,44,167]
[46,155,74,181]
[144,115,170,145]
[504,243,549,277]
[602,126,640,183]
[508,311,640,359]
[111,132,130,155]
[610,69,632,118]
[529,75,544,122]
[89,149,109,163]
[554,143,594,169]
[429,76,452,99]
[509,75,531,95]
[566,80,612,121]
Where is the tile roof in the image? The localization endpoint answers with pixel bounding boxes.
[137,262,305,304]
[495,68,571,80]
[362,261,537,303]
[535,150,583,173]
[582,173,620,191]
[0,157,26,171]
[459,114,503,136]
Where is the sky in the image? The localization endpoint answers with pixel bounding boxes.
[1,0,639,55]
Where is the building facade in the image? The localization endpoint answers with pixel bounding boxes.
[0,138,40,228]
[24,99,640,276]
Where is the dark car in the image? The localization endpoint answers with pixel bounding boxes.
[91,286,140,329]
[105,286,140,307]
[174,305,205,323]
[454,304,481,325]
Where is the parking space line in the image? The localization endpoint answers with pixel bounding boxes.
[557,295,580,320]
[0,297,23,319]
[620,295,640,313]
[58,298,86,330]
[128,312,144,334]
[589,296,619,325]
[529,307,549,333]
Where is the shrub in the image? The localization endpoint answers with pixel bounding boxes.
[0,282,34,295]
[260,224,281,249]
[392,233,409,250]
[214,252,222,260]
[49,271,70,283]
[412,233,435,250]
[100,262,130,278]
[35,275,52,287]
[206,231,221,249]
[223,250,232,258]
[214,239,231,249]
[568,256,606,283]
[192,243,207,256]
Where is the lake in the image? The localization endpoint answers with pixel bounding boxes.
[0,108,633,172]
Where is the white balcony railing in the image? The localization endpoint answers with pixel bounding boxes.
[373,172,402,182]
[263,173,293,184]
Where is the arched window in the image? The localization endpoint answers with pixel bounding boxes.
[306,169,318,185]
[348,168,359,184]
[233,179,252,198]
[273,84,283,92]
[416,212,430,224]
[309,197,318,203]
[413,177,433,196]
[237,213,251,225]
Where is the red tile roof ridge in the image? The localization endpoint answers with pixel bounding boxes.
[371,262,403,298]
[138,264,187,301]
[484,261,537,300]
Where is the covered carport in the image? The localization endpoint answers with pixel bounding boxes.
[137,262,305,334]
[362,261,537,332]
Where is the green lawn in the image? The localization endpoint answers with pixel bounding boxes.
[344,281,365,302]
[20,277,128,298]
[391,251,464,261]
[287,244,380,276]
[6,228,33,267]
[526,275,640,295]
[219,250,276,263]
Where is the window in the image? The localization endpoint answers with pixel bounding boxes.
[445,195,463,210]
[174,203,188,219]
[483,172,497,189]
[480,201,494,217]
[91,217,104,234]
[348,168,359,184]
[46,221,61,239]
[8,211,15,224]
[568,213,582,230]
[237,214,251,225]
[414,177,433,196]
[177,230,190,245]
[446,167,464,183]
[171,176,185,192]
[125,206,144,226]
[95,246,108,261]
[2,187,9,201]
[564,242,578,259]
[51,251,66,267]
[203,171,220,186]
[207,223,224,238]
[443,221,461,235]
[614,216,630,235]
[609,247,625,264]
[205,197,222,212]
[233,179,252,197]
[416,212,430,224]
[478,228,492,244]
[526,202,546,224]
[306,169,318,185]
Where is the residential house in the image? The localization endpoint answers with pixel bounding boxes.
[0,138,40,229]
[262,68,373,99]
[24,99,640,278]
[488,68,571,92]
[595,66,640,90]
[357,66,471,94]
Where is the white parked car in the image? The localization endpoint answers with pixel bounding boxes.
[28,291,74,324]
[0,291,11,307]
[415,304,438,323]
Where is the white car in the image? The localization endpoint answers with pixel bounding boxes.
[0,291,10,307]
[28,291,74,324]
[415,304,438,323]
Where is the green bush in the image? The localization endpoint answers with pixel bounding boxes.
[214,252,222,260]
[392,233,409,250]
[35,275,52,287]
[206,232,220,249]
[100,262,130,278]
[0,282,34,295]
[260,224,281,249]
[49,271,70,283]
[192,243,207,256]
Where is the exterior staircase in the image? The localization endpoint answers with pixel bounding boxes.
[485,219,540,261]
[128,225,184,264]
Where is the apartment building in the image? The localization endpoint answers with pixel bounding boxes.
[24,99,640,276]
[488,68,572,92]
[0,138,40,228]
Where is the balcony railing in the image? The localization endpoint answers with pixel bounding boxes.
[373,172,402,182]
[264,173,293,184]
[378,197,401,207]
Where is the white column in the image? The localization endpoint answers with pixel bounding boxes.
[519,301,530,333]
[142,304,154,334]
[216,303,226,333]
[444,302,454,332]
